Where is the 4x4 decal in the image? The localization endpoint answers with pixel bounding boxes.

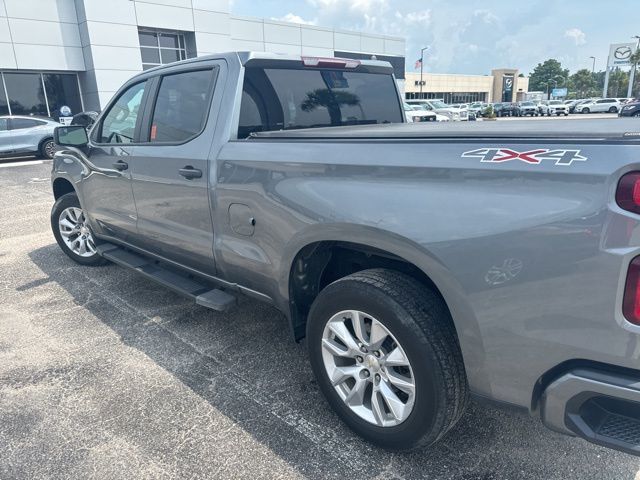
[461,148,587,166]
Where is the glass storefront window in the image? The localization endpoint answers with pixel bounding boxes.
[0,71,83,119]
[3,72,47,116]
[43,73,83,118]
[0,75,8,116]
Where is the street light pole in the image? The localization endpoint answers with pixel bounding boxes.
[419,46,429,98]
[589,56,596,74]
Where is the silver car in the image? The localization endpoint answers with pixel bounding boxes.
[0,115,60,159]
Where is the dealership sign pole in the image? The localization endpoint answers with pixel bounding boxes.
[603,42,636,97]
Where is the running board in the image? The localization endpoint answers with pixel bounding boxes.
[96,243,236,312]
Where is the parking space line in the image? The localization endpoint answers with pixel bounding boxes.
[0,160,45,168]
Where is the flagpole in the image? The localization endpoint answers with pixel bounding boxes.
[419,46,429,98]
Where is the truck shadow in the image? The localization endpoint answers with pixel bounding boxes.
[26,244,628,480]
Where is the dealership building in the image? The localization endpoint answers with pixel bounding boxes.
[0,0,406,118]
[405,69,529,104]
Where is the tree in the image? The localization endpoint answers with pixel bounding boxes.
[630,48,640,97]
[528,59,569,93]
[607,68,629,97]
[568,69,596,98]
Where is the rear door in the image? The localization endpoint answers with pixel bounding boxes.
[129,63,221,274]
[9,117,47,153]
[0,118,12,154]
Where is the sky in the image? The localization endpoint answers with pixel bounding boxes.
[230,0,640,76]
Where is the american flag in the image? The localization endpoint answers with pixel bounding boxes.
[415,58,422,69]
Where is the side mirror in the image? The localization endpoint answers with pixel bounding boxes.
[54,125,88,148]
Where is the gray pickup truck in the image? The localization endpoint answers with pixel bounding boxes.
[50,52,640,454]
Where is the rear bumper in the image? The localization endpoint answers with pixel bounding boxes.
[541,369,640,455]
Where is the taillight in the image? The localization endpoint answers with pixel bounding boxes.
[623,256,640,325]
[616,172,640,214]
[301,57,360,69]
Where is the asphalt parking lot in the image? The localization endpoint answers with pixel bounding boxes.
[1,159,640,479]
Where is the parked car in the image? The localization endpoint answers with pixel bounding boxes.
[51,51,640,456]
[535,101,550,116]
[0,115,59,159]
[518,101,539,116]
[576,98,621,113]
[493,102,519,117]
[406,99,468,121]
[403,103,436,123]
[567,99,588,113]
[70,111,99,129]
[546,100,569,116]
[619,99,640,117]
[448,104,471,120]
[467,102,487,117]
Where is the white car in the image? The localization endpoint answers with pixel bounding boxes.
[546,100,569,116]
[403,103,436,123]
[434,113,450,122]
[576,98,621,114]
[406,99,468,121]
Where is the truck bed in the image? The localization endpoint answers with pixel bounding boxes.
[249,118,640,141]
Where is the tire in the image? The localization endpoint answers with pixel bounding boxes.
[564,113,569,116]
[39,138,56,159]
[307,269,469,450]
[51,192,107,266]
[582,107,590,114]
[608,106,618,113]
[634,112,640,117]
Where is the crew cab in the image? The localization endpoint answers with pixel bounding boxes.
[51,52,640,455]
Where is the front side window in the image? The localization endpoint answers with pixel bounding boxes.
[149,69,215,143]
[0,118,7,131]
[98,81,146,144]
[238,67,402,138]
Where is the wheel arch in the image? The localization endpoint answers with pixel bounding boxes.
[281,224,489,394]
[52,176,76,200]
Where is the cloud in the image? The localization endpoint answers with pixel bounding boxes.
[273,13,317,25]
[564,28,586,45]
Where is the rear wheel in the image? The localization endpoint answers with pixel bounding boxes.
[307,269,468,450]
[51,192,107,266]
[39,138,56,159]
[609,106,618,113]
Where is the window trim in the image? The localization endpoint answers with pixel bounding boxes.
[91,79,151,146]
[140,66,218,146]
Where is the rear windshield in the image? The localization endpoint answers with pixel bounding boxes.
[238,67,402,138]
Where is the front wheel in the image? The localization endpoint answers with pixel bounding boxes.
[51,192,107,266]
[582,107,590,114]
[307,269,469,450]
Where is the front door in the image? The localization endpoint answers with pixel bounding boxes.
[81,80,149,243]
[129,66,220,274]
[0,118,12,154]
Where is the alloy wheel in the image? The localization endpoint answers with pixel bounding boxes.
[321,309,415,427]
[44,140,56,159]
[58,207,97,257]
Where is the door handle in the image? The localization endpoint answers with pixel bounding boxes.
[178,166,202,179]
[113,160,128,171]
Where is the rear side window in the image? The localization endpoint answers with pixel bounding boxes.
[149,69,216,143]
[10,118,45,130]
[0,118,7,131]
[238,67,403,138]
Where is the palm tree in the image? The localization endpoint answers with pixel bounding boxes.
[631,48,640,97]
